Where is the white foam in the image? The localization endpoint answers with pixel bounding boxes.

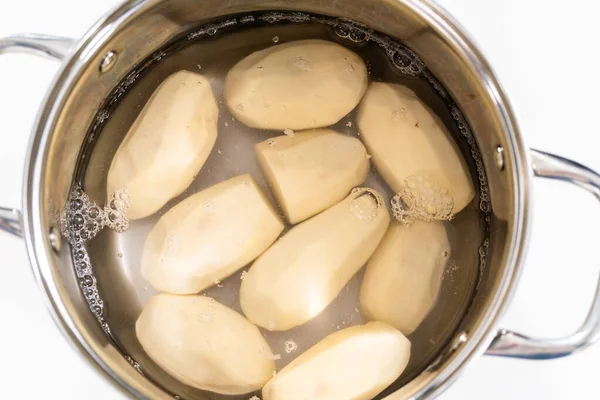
[390,176,454,226]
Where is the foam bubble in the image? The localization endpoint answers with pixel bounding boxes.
[391,176,454,226]
[476,238,490,290]
[59,186,130,246]
[285,339,298,354]
[57,186,133,357]
[65,244,109,328]
[349,188,384,222]
[283,128,295,137]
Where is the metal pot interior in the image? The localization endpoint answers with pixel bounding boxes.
[26,0,528,399]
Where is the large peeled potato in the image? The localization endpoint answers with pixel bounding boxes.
[256,129,369,224]
[357,82,474,215]
[240,188,389,331]
[136,294,276,394]
[360,221,451,334]
[107,70,218,219]
[142,174,284,294]
[224,39,368,130]
[262,321,410,400]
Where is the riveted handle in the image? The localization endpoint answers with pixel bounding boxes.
[0,34,76,238]
[487,149,600,359]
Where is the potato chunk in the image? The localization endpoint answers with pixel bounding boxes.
[136,294,276,394]
[357,82,474,215]
[256,129,369,224]
[262,322,410,400]
[240,188,389,331]
[225,39,368,130]
[360,221,451,334]
[142,175,284,294]
[107,70,218,219]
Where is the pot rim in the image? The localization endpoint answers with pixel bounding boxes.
[20,0,532,398]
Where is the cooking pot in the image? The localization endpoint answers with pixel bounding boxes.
[1,0,599,399]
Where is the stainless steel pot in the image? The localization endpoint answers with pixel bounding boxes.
[1,0,599,399]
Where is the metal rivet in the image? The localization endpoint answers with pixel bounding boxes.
[49,226,61,253]
[99,51,118,73]
[495,145,505,171]
[426,331,469,372]
[450,331,468,351]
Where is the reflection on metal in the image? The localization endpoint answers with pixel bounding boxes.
[0,208,22,238]
[495,145,505,171]
[48,226,61,253]
[99,50,118,73]
[0,34,74,60]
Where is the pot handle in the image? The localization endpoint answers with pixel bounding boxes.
[487,149,600,359]
[0,34,76,238]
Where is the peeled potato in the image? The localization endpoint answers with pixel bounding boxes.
[256,129,369,224]
[240,188,389,331]
[107,70,218,219]
[224,39,368,130]
[262,321,410,400]
[136,294,276,394]
[357,82,474,214]
[360,221,451,334]
[142,174,284,294]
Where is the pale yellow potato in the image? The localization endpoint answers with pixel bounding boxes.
[262,321,410,400]
[357,82,474,214]
[136,294,276,395]
[224,39,368,130]
[107,70,218,219]
[256,129,369,224]
[360,221,451,334]
[240,188,389,331]
[142,174,284,294]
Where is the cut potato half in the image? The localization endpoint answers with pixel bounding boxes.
[256,129,369,224]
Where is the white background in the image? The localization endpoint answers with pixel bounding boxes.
[1,0,599,398]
